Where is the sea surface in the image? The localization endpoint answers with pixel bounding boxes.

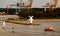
[0,21,60,36]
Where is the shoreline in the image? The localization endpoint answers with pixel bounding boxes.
[0,19,60,22]
[5,20,40,26]
[0,19,60,26]
[33,19,60,22]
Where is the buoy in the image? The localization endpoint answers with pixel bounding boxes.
[11,27,15,33]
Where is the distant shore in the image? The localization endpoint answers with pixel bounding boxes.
[0,19,60,22]
[0,15,60,22]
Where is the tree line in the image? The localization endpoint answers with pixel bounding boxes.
[18,8,60,19]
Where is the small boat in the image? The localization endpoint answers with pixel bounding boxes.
[45,26,54,31]
[2,20,6,29]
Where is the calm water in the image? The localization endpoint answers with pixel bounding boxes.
[0,22,60,36]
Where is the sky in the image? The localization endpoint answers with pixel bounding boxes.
[0,0,60,8]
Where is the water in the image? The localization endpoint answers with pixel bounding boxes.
[0,22,60,36]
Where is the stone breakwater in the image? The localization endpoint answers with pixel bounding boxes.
[5,20,40,26]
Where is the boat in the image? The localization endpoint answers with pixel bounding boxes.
[2,20,6,29]
[45,26,54,31]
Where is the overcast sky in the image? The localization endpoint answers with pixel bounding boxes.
[0,0,60,8]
